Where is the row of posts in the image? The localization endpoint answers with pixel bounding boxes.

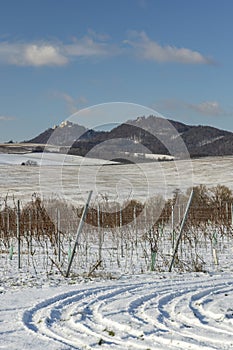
[11,193,232,272]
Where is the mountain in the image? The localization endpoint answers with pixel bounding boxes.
[26,116,233,160]
[127,116,233,158]
[28,120,88,145]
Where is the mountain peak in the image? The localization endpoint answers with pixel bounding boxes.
[59,120,74,128]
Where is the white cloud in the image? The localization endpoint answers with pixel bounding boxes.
[125,31,213,64]
[188,101,226,116]
[0,30,214,67]
[0,115,16,121]
[64,36,111,58]
[0,31,118,67]
[24,44,68,66]
[0,42,67,66]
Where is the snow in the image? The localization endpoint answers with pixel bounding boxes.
[0,152,117,166]
[1,154,233,349]
[197,136,224,147]
[1,271,233,349]
[2,154,233,205]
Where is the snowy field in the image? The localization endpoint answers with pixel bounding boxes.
[1,153,233,204]
[1,154,233,349]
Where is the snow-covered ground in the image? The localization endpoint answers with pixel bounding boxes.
[1,271,233,349]
[1,153,233,204]
[0,152,117,166]
[1,154,233,349]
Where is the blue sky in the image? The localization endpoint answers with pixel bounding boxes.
[0,0,233,142]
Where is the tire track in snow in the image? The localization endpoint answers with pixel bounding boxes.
[23,274,233,349]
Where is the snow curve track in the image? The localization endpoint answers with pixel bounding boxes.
[23,274,233,350]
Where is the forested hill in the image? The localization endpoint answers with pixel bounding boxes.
[27,116,233,159]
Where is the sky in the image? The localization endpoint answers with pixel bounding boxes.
[0,0,233,142]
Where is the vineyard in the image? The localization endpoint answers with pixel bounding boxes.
[1,184,233,280]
